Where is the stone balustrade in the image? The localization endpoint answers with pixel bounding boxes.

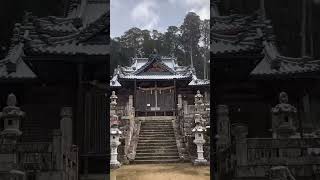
[246,138,320,165]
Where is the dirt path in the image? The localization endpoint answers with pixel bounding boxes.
[110,163,210,180]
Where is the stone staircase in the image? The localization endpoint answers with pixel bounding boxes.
[134,119,180,164]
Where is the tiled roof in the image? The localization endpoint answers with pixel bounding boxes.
[30,42,109,55]
[110,74,121,87]
[110,55,209,87]
[0,43,36,79]
[211,40,257,55]
[251,42,320,77]
[0,0,108,79]
[119,74,191,80]
[211,11,274,56]
[133,55,176,75]
[24,9,109,55]
[188,75,210,86]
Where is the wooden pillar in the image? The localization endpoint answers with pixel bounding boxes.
[155,81,157,116]
[174,79,176,116]
[134,79,137,115]
[308,0,314,56]
[84,157,88,176]
[301,0,307,56]
[303,90,311,133]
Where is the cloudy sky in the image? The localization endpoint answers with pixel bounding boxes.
[111,0,210,38]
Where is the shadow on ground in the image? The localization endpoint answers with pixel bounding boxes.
[110,163,210,180]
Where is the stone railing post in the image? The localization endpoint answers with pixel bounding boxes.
[178,94,182,110]
[216,105,231,152]
[183,100,188,115]
[232,123,248,166]
[52,129,63,171]
[60,107,72,149]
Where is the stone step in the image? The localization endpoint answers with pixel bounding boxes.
[138,137,175,140]
[140,130,174,133]
[141,129,174,132]
[142,122,172,124]
[136,145,177,150]
[142,121,172,124]
[135,118,179,164]
[136,149,178,153]
[139,134,175,137]
[135,155,180,160]
[140,131,174,134]
[138,139,176,143]
[133,159,180,164]
[136,152,179,156]
[141,126,173,129]
[141,124,173,128]
[137,143,177,147]
[139,133,175,137]
[140,133,174,136]
[138,141,177,144]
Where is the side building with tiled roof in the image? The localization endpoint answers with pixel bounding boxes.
[212,1,320,137]
[0,0,109,178]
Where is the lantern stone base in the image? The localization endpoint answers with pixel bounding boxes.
[110,162,121,169]
[193,159,208,166]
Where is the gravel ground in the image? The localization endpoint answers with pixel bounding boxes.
[110,163,210,180]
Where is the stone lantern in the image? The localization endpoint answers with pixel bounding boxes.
[271,92,298,138]
[192,114,207,165]
[0,93,25,144]
[109,91,122,169]
[110,122,122,169]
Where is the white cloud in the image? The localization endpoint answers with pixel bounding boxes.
[168,0,177,4]
[186,0,210,20]
[131,0,160,30]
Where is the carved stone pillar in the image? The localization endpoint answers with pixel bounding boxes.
[216,105,231,152]
[271,92,298,138]
[195,90,204,114]
[232,124,248,166]
[110,91,118,116]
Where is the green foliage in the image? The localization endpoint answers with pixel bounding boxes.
[110,12,210,79]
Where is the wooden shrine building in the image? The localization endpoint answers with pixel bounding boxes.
[0,0,109,177]
[110,53,210,117]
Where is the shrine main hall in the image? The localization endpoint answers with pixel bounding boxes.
[110,53,210,117]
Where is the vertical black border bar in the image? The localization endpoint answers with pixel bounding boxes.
[106,0,111,176]
[210,1,216,180]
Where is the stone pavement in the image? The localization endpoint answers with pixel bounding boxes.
[110,163,210,180]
